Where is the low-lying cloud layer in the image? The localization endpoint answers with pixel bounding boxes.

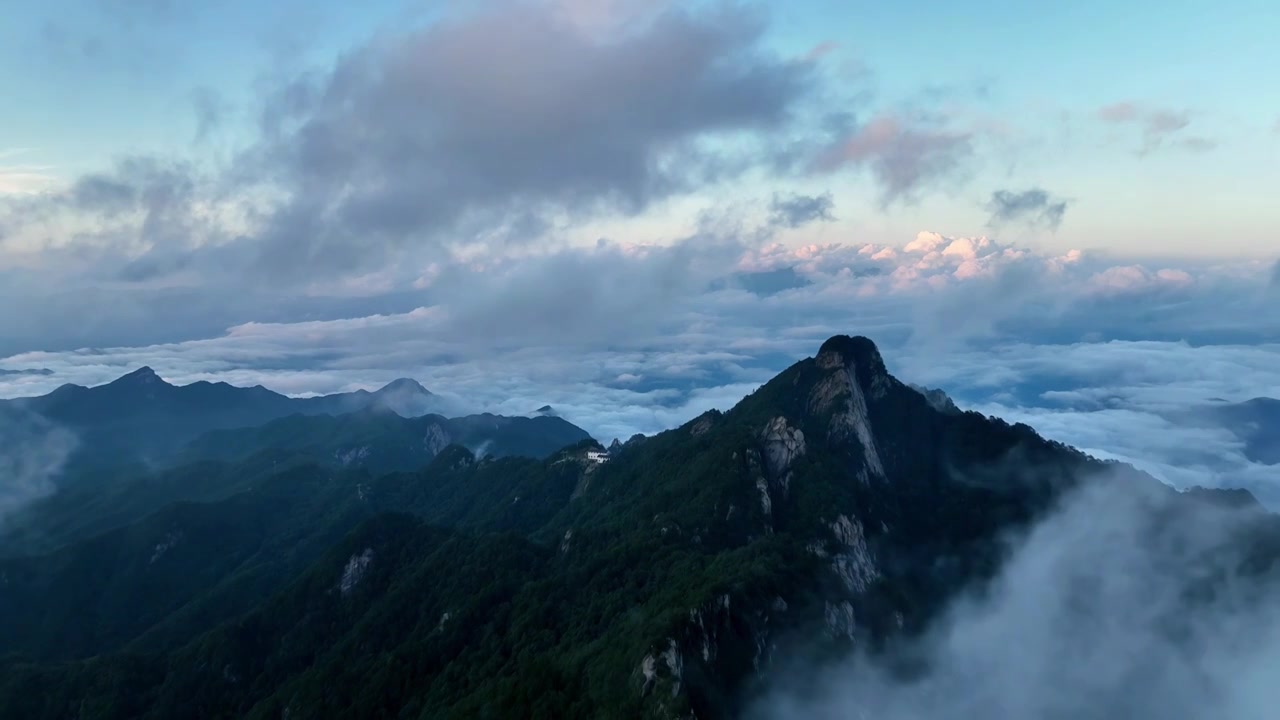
[2,229,1276,501]
[753,475,1280,719]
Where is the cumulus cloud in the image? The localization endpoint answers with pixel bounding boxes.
[814,115,972,204]
[985,188,1068,230]
[552,0,671,34]
[1098,101,1214,154]
[1088,265,1194,295]
[0,407,77,526]
[753,476,1280,720]
[5,1,823,285]
[240,1,817,277]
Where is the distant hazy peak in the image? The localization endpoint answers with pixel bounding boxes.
[108,366,169,387]
[376,378,432,395]
[910,383,962,415]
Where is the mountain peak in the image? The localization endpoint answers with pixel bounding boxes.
[375,378,431,396]
[815,335,887,382]
[109,366,169,388]
[817,334,880,361]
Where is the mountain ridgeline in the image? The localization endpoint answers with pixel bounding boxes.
[0,370,590,555]
[0,335,1275,719]
[1,370,455,469]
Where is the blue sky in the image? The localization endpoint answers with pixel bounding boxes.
[4,0,1278,255]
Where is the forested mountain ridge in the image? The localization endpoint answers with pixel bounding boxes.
[0,369,449,469]
[0,374,591,556]
[177,408,591,474]
[0,335,1274,719]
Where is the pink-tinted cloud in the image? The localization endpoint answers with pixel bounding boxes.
[1088,265,1195,295]
[814,115,972,204]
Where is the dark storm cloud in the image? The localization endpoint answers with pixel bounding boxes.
[985,188,1068,230]
[241,2,818,276]
[768,192,835,228]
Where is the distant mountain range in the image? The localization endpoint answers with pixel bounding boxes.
[1,368,452,465]
[0,336,1275,720]
[0,368,591,556]
[179,408,593,474]
[1209,396,1280,465]
[1,368,593,475]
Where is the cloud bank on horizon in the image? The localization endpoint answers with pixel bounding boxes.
[2,228,1277,506]
[0,1,1277,501]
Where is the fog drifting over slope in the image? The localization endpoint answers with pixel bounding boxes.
[0,407,77,526]
[752,474,1280,720]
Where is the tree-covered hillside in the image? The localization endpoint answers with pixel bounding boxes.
[1,336,1275,719]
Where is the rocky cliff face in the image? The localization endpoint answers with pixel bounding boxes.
[582,335,1163,719]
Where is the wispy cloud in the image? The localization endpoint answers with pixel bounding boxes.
[1098,101,1214,155]
[0,149,56,195]
[814,115,973,205]
[0,406,77,527]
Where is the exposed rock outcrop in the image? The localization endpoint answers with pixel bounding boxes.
[824,600,857,641]
[808,339,886,481]
[806,514,881,596]
[338,548,374,596]
[334,446,371,466]
[911,383,961,415]
[758,416,805,495]
[690,411,721,437]
[422,424,451,455]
